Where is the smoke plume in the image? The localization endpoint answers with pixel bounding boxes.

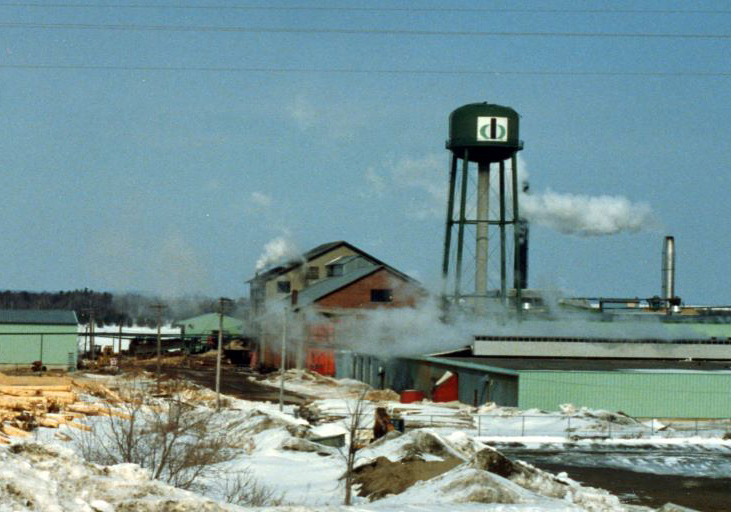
[255,235,302,272]
[325,295,700,360]
[521,189,653,236]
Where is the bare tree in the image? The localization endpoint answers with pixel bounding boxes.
[343,389,370,506]
[73,378,235,491]
[218,469,286,507]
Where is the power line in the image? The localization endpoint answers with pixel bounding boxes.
[0,3,729,15]
[0,63,729,77]
[1,21,731,40]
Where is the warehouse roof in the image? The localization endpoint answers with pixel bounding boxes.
[172,313,243,336]
[0,309,78,325]
[445,356,731,372]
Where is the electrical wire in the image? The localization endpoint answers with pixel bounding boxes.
[1,21,731,40]
[0,3,729,15]
[0,63,728,78]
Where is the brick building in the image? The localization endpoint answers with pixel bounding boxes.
[248,242,423,374]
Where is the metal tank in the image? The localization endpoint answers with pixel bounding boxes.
[446,103,522,162]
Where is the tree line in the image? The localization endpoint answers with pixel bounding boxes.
[0,289,248,327]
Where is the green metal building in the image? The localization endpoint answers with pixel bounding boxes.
[173,313,244,338]
[0,309,78,371]
[518,368,731,418]
[171,313,244,353]
[345,352,731,419]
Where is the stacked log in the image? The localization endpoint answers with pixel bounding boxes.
[0,382,128,444]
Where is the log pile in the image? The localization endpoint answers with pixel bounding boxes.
[0,383,129,445]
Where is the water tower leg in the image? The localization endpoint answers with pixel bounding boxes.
[511,154,522,316]
[454,150,470,298]
[441,154,458,287]
[475,161,490,309]
[499,159,507,304]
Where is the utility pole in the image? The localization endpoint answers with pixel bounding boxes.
[117,323,123,354]
[216,297,232,411]
[279,306,287,412]
[82,307,95,362]
[89,309,95,361]
[150,303,166,391]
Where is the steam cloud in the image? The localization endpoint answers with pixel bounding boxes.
[255,235,302,272]
[326,295,700,360]
[368,154,655,237]
[521,189,653,236]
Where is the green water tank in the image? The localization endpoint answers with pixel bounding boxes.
[447,102,522,162]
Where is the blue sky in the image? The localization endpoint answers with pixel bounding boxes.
[0,1,729,304]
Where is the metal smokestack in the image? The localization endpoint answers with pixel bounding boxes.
[662,236,675,301]
[514,180,530,290]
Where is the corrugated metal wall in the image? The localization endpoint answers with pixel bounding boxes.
[519,370,731,418]
[0,324,77,370]
[337,352,518,407]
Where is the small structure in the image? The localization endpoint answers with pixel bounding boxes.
[172,313,245,354]
[0,310,78,371]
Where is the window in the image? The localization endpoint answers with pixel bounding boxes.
[327,264,344,277]
[370,289,393,303]
[277,281,291,293]
[306,266,319,280]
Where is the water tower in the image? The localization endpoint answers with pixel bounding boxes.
[441,102,525,312]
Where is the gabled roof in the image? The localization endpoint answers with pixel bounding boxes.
[248,240,417,284]
[0,309,78,325]
[293,264,416,310]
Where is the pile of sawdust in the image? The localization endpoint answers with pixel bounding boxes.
[364,389,400,402]
[130,354,188,366]
[353,455,462,500]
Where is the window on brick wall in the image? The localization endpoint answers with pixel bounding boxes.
[277,281,291,293]
[370,289,393,303]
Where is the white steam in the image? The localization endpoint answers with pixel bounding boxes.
[255,235,302,272]
[521,189,653,236]
[367,153,655,237]
[325,296,701,360]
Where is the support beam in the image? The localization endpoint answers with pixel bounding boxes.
[499,160,507,303]
[475,161,490,300]
[454,150,470,298]
[441,154,458,283]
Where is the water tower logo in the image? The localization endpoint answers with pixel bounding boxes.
[476,116,508,142]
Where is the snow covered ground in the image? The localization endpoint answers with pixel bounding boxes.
[258,370,731,480]
[77,324,181,352]
[0,370,719,511]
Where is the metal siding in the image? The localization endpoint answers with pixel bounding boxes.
[456,371,485,405]
[334,351,353,379]
[0,324,77,369]
[519,371,731,418]
[489,374,519,406]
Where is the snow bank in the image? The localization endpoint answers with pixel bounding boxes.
[0,442,239,512]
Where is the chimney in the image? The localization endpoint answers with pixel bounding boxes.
[662,236,675,301]
[291,290,298,306]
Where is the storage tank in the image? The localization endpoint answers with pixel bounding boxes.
[446,102,522,162]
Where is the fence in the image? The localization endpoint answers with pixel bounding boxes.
[398,413,731,439]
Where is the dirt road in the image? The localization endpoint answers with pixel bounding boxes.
[161,366,307,405]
